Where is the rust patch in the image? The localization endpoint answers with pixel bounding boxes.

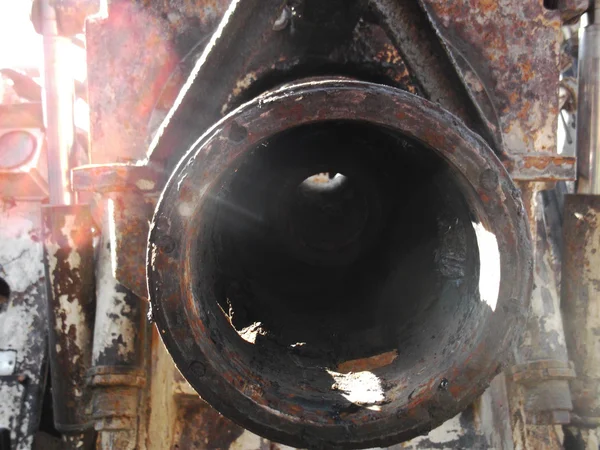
[421,0,561,154]
[337,350,398,374]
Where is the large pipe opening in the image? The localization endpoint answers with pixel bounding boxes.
[149,80,531,448]
[193,121,488,417]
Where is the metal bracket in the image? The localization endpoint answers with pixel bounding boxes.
[504,154,577,182]
[510,360,576,384]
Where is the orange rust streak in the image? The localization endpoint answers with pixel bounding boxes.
[337,350,398,373]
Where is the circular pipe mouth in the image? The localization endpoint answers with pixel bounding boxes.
[148,80,532,449]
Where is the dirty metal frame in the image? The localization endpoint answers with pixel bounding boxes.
[20,0,592,448]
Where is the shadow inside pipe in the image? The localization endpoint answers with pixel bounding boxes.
[192,121,498,430]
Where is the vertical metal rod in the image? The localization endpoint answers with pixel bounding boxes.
[40,0,75,205]
[576,4,600,194]
[561,195,600,428]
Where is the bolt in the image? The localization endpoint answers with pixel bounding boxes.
[229,122,248,142]
[156,235,175,254]
[273,6,292,31]
[190,361,206,377]
[439,378,449,391]
[480,168,499,191]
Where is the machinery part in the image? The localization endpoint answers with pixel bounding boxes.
[0,201,49,450]
[419,0,561,156]
[0,126,48,200]
[503,155,577,182]
[146,0,452,172]
[564,1,600,441]
[144,0,574,185]
[510,186,575,425]
[557,0,590,24]
[368,0,494,144]
[562,194,600,428]
[72,164,164,194]
[103,191,152,300]
[576,0,600,195]
[89,195,147,450]
[509,360,575,424]
[42,205,95,434]
[39,0,77,205]
[148,79,533,449]
[85,0,230,164]
[511,360,576,385]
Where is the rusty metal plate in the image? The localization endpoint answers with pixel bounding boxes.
[420,0,562,155]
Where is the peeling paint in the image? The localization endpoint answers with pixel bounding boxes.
[0,202,48,449]
[136,179,156,191]
[229,430,263,450]
[94,204,137,361]
[0,208,44,293]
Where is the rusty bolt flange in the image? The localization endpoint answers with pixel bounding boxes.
[147,79,532,449]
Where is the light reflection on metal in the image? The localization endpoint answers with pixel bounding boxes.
[472,222,500,312]
[40,0,75,205]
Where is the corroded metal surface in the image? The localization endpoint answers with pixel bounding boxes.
[98,191,151,299]
[146,0,432,170]
[109,193,151,299]
[512,185,574,425]
[42,204,96,433]
[368,0,498,148]
[148,79,532,448]
[146,327,507,449]
[72,164,165,194]
[558,0,589,23]
[420,0,562,155]
[511,360,576,385]
[0,201,48,450]
[504,154,577,182]
[73,1,572,448]
[91,198,144,370]
[85,0,229,164]
[562,195,600,426]
[89,196,147,450]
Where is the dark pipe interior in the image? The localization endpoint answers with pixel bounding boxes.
[193,121,488,419]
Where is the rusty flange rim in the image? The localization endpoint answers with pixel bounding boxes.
[147,79,533,448]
